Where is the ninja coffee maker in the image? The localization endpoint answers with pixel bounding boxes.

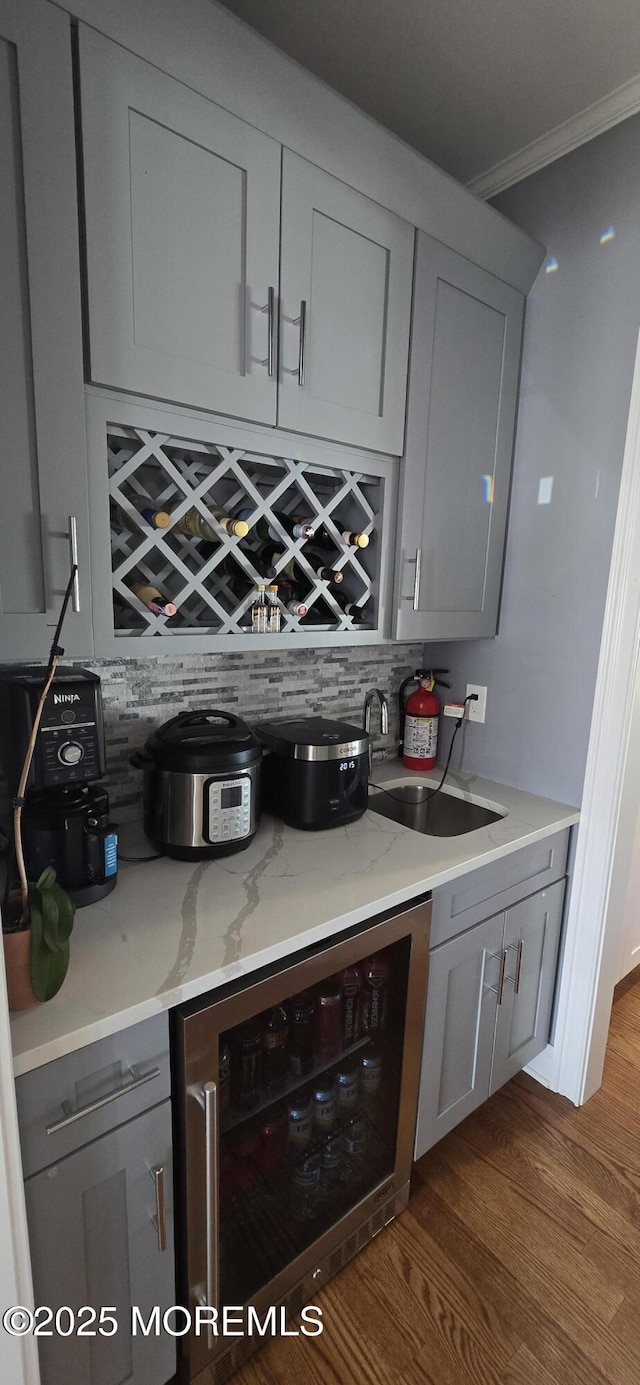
[0,667,117,906]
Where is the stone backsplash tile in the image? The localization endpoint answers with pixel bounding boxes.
[88,645,425,820]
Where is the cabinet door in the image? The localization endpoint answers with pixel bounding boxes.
[490,880,565,1095]
[394,233,524,640]
[24,1100,175,1385]
[0,0,92,659]
[278,149,414,453]
[415,913,504,1158]
[79,26,280,426]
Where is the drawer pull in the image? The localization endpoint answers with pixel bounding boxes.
[46,1064,160,1135]
[150,1165,167,1253]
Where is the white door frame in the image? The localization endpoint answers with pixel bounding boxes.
[530,327,640,1104]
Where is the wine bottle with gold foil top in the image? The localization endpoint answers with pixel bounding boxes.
[168,504,250,541]
[110,498,171,533]
[130,582,177,616]
[312,526,370,551]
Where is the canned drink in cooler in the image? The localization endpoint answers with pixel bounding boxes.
[315,979,343,1063]
[338,964,362,1044]
[312,1080,338,1134]
[360,1049,382,1099]
[335,1065,359,1116]
[287,1094,314,1156]
[361,953,390,1035]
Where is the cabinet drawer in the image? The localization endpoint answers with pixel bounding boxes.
[431,830,570,948]
[16,1012,170,1178]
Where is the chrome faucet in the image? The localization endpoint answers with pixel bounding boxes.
[363,688,389,737]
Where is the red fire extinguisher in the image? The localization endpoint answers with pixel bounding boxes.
[399,669,450,771]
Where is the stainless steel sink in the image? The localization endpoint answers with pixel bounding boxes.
[368,782,504,837]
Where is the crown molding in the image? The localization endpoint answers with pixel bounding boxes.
[468,70,640,200]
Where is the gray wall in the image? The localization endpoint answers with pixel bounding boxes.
[90,643,423,819]
[425,113,640,805]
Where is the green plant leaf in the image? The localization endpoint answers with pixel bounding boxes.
[51,884,75,940]
[29,896,43,950]
[36,867,56,893]
[40,887,61,952]
[30,934,70,1002]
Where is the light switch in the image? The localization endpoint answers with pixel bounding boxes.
[537,476,554,505]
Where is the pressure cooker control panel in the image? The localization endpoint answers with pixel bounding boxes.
[206,777,252,844]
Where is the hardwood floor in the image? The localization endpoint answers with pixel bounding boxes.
[234,970,640,1385]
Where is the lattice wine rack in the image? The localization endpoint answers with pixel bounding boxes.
[106,425,384,640]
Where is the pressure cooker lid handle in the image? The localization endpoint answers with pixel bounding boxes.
[163,710,241,731]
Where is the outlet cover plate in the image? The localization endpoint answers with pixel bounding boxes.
[466,683,487,724]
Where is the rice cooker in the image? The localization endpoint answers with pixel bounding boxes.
[130,711,262,859]
[255,716,370,830]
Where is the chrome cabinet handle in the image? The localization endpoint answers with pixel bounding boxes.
[149,1165,166,1253]
[485,948,508,1004]
[413,548,422,610]
[506,938,524,994]
[204,1081,219,1347]
[282,300,306,384]
[297,300,306,386]
[514,938,523,994]
[256,288,276,377]
[46,1065,160,1135]
[68,515,80,613]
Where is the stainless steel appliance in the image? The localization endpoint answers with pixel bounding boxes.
[0,667,117,906]
[173,896,430,1383]
[255,716,369,829]
[131,710,262,860]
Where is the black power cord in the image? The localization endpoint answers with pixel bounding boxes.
[369,694,478,805]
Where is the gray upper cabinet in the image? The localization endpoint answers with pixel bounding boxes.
[79,26,281,426]
[394,233,524,641]
[0,0,92,660]
[278,150,414,453]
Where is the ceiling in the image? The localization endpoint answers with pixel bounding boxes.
[216,0,640,191]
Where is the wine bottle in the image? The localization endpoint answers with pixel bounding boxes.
[236,510,315,542]
[168,504,250,540]
[258,547,344,586]
[279,582,308,617]
[110,498,171,532]
[130,582,177,616]
[251,585,268,634]
[267,584,281,633]
[312,526,370,551]
[331,591,368,624]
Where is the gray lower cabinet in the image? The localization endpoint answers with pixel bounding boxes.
[24,1102,175,1385]
[394,231,524,640]
[0,0,92,660]
[15,1013,175,1385]
[415,878,565,1158]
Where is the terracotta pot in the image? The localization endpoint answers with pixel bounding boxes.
[3,921,40,1012]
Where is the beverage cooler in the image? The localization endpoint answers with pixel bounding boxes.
[173,896,431,1381]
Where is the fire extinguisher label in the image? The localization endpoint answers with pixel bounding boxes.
[404,714,438,759]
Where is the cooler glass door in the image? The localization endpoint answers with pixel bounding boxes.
[175,898,430,1378]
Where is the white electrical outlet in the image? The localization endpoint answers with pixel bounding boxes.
[466,683,487,724]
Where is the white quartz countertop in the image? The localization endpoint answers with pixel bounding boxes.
[10,763,579,1076]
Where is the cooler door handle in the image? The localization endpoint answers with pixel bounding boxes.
[204,1081,220,1347]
